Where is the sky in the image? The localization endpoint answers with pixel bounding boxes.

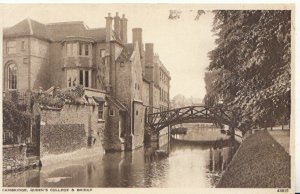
[1,4,216,100]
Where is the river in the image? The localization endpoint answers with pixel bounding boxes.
[3,126,239,188]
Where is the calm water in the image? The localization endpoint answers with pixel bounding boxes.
[3,128,239,188]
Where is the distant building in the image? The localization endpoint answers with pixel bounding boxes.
[3,12,171,151]
[144,45,171,113]
[171,94,203,108]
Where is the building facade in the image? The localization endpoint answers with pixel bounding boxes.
[3,12,171,152]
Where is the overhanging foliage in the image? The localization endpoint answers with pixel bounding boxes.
[205,10,291,131]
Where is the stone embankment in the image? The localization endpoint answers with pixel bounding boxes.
[3,144,40,174]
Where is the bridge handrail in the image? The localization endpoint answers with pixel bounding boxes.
[147,105,211,116]
[146,105,235,132]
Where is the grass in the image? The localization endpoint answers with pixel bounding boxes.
[217,130,290,188]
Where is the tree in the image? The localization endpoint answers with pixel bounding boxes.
[205,10,291,131]
[203,70,219,107]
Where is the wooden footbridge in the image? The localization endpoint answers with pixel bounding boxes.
[146,106,235,132]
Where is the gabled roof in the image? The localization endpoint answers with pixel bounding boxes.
[3,18,107,42]
[116,43,134,63]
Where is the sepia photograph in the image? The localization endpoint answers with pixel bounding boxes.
[0,3,294,193]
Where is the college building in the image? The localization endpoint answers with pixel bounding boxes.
[2,12,171,153]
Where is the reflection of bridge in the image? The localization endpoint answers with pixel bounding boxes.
[146,106,234,132]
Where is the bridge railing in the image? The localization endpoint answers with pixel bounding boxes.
[146,105,234,131]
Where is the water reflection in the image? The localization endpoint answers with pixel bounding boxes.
[3,129,239,188]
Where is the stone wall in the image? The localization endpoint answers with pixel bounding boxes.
[3,144,27,173]
[115,42,146,150]
[40,124,86,156]
[153,86,160,111]
[3,37,50,92]
[104,105,124,151]
[159,127,169,148]
[3,37,30,92]
[94,42,108,90]
[38,104,105,158]
[49,42,65,88]
[142,80,150,106]
[132,102,145,149]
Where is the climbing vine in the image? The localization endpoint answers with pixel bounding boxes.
[3,99,31,144]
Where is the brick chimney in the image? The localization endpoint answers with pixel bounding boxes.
[105,13,113,42]
[132,28,143,55]
[145,43,154,66]
[120,14,128,43]
[145,43,154,81]
[114,12,121,40]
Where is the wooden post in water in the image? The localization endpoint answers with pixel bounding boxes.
[167,125,170,153]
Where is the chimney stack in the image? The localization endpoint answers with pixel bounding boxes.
[105,13,113,42]
[145,43,154,81]
[145,43,154,66]
[132,28,143,55]
[114,12,121,40]
[120,14,128,43]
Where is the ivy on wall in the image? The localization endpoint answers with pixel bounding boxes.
[3,99,31,143]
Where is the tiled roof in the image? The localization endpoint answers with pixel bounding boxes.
[3,18,107,42]
[116,43,134,63]
[3,18,49,40]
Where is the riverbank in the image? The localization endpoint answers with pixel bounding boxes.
[268,129,290,154]
[217,130,290,188]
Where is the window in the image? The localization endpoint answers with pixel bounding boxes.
[21,41,25,50]
[109,108,115,116]
[79,70,90,87]
[3,131,13,144]
[159,87,161,100]
[7,41,16,54]
[85,71,89,87]
[8,63,17,90]
[79,70,83,86]
[98,103,104,120]
[67,43,72,56]
[67,69,77,87]
[78,43,90,56]
[66,43,77,56]
[79,43,82,55]
[72,43,78,56]
[85,44,89,56]
[136,110,139,115]
[100,49,106,58]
